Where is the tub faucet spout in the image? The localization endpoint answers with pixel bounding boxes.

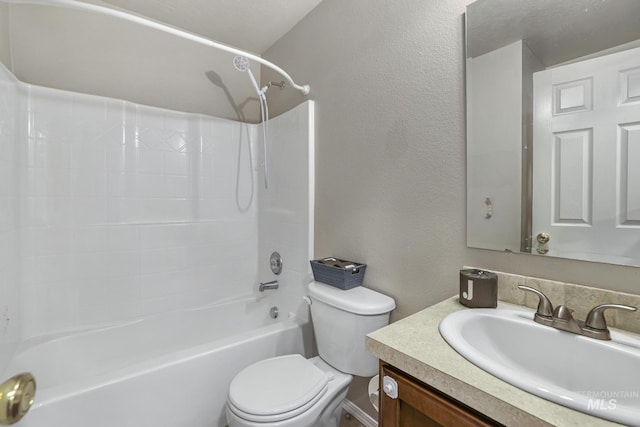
[259,280,279,292]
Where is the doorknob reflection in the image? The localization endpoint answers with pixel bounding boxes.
[0,372,36,425]
[536,232,550,254]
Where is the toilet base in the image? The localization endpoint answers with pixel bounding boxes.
[226,356,352,427]
[315,385,349,427]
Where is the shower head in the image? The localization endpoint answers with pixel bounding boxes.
[233,55,250,72]
[233,55,264,99]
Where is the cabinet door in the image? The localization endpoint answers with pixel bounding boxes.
[380,364,500,427]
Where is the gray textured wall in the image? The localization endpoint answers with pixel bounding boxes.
[0,5,10,68]
[263,0,640,322]
[264,0,478,320]
[264,0,640,418]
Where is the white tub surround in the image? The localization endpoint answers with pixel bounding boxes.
[0,62,316,427]
[0,62,315,336]
[0,59,20,370]
[17,73,259,336]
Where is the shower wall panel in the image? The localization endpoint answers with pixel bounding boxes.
[0,64,20,369]
[0,62,314,347]
[17,80,258,338]
[257,102,315,313]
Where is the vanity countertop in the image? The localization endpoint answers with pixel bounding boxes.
[366,296,624,427]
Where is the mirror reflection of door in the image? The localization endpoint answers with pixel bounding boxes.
[532,46,640,263]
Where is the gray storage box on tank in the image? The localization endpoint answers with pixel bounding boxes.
[310,257,366,290]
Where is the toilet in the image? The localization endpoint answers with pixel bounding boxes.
[226,281,395,427]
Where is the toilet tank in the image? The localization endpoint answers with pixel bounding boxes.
[308,281,395,377]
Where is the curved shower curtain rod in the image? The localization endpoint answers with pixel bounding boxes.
[2,0,311,95]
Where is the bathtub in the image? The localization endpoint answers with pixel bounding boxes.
[9,294,311,427]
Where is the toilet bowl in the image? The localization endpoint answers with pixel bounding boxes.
[226,356,351,427]
[226,281,395,427]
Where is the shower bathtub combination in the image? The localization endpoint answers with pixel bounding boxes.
[0,2,315,424]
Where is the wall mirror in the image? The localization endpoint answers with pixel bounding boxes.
[466,0,640,267]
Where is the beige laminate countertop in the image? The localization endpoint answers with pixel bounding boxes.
[366,297,625,427]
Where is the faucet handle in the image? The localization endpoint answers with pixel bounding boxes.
[518,285,554,321]
[584,304,637,331]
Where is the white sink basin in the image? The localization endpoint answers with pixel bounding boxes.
[439,306,640,426]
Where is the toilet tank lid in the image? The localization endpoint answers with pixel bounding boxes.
[308,281,396,315]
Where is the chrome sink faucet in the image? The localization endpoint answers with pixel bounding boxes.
[518,285,637,340]
[259,280,279,292]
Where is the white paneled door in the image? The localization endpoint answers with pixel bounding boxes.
[533,47,640,263]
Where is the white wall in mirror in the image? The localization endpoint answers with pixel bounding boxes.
[467,41,522,251]
[467,40,543,253]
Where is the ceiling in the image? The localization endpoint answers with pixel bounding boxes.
[466,0,640,66]
[6,0,324,121]
[94,0,324,54]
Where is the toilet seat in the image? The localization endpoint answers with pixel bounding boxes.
[228,354,330,423]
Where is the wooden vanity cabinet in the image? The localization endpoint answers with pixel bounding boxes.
[379,362,502,427]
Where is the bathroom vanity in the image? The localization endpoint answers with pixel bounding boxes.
[379,362,498,426]
[367,296,629,427]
